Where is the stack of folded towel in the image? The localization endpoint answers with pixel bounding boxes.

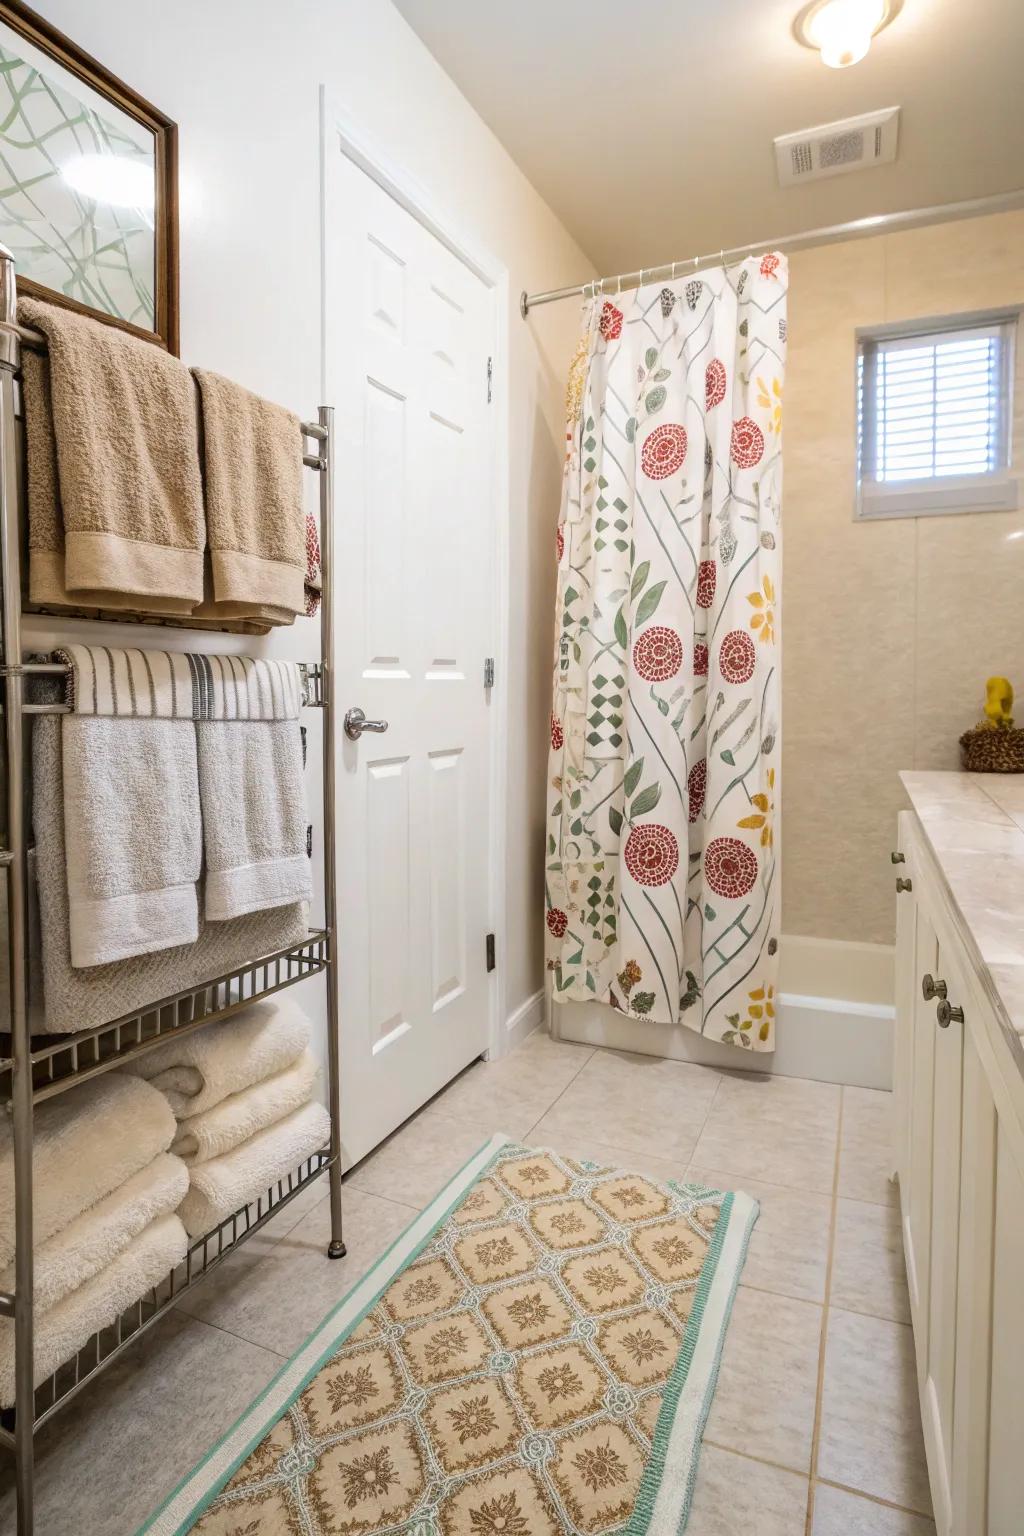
[0,1074,188,1404]
[126,995,330,1237]
[19,296,313,631]
[57,645,312,971]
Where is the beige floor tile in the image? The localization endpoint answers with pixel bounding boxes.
[704,1285,823,1473]
[526,1047,722,1162]
[690,1073,840,1194]
[0,1310,281,1536]
[177,1186,413,1358]
[812,1482,936,1534]
[688,1444,808,1535]
[687,1163,832,1303]
[346,1106,509,1208]
[419,1029,593,1137]
[839,1087,898,1207]
[818,1308,932,1515]
[831,1198,910,1323]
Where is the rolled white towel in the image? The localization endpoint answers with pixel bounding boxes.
[172,1049,318,1165]
[0,1212,188,1405]
[0,1152,188,1313]
[0,1073,175,1269]
[178,1100,330,1237]
[126,994,310,1118]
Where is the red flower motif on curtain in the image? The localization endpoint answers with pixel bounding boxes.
[550,714,564,751]
[640,423,688,480]
[632,626,683,682]
[705,358,727,411]
[704,837,758,899]
[624,824,679,887]
[696,560,717,609]
[556,527,564,563]
[547,908,568,938]
[719,630,756,684]
[760,252,781,278]
[693,641,708,676]
[688,759,707,823]
[730,416,765,469]
[599,301,623,341]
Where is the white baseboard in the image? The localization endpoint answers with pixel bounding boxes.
[504,987,544,1051]
[548,935,895,1090]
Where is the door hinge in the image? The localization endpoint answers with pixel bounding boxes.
[485,933,496,972]
[486,355,493,404]
[483,656,495,689]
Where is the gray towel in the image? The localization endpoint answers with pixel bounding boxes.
[59,647,202,968]
[29,704,309,1035]
[193,656,312,921]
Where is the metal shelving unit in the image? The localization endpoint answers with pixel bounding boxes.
[0,246,345,1535]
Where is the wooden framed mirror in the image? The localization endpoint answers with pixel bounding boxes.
[0,1,178,351]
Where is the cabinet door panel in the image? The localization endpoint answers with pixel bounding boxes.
[892,815,917,1191]
[904,905,938,1354]
[988,1124,1024,1535]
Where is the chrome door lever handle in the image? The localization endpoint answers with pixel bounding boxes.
[343,707,389,741]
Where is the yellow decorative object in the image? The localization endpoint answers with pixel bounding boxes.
[982,676,1014,730]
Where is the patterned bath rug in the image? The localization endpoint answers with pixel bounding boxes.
[141,1135,758,1536]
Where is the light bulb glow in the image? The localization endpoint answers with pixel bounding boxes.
[806,0,885,68]
[61,153,154,211]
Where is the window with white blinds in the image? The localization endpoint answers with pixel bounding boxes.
[856,312,1018,518]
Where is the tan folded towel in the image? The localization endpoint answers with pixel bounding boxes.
[19,296,205,607]
[192,368,305,619]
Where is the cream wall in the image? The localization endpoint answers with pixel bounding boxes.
[30,1,594,1071]
[783,210,1024,946]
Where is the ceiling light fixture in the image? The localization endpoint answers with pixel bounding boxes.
[61,152,154,210]
[793,0,902,69]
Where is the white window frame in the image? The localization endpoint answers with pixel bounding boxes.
[855,307,1020,521]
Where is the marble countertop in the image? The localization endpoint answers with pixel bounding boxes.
[901,769,1024,1065]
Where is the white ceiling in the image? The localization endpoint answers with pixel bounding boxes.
[393,0,1024,278]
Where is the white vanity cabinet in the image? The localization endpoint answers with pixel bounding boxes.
[893,780,1024,1536]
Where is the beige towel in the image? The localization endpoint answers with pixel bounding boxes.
[178,1100,330,1237]
[19,296,205,607]
[171,1049,317,1164]
[192,368,305,618]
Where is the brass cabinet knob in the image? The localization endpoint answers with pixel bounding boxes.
[922,974,948,1001]
[936,1000,964,1029]
[896,877,913,892]
[891,851,906,864]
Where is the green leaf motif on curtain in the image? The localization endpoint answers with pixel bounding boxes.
[609,806,623,837]
[631,991,656,1015]
[613,606,628,651]
[635,580,667,626]
[630,783,662,818]
[644,386,667,414]
[623,759,645,798]
[630,560,651,599]
[644,347,659,370]
[625,416,637,443]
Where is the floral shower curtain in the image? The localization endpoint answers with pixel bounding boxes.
[545,255,787,1050]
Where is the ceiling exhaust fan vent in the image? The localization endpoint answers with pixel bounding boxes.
[775,106,899,186]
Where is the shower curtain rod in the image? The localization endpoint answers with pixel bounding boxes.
[520,189,1024,317]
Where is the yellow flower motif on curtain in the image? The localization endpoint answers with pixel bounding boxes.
[565,329,589,430]
[743,982,775,1043]
[747,575,775,643]
[736,768,775,847]
[756,376,783,436]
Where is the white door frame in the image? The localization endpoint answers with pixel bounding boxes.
[319,89,512,1064]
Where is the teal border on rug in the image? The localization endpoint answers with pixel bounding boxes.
[625,1183,759,1534]
[137,1134,506,1536]
[139,1139,758,1536]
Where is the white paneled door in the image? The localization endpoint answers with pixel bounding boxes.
[325,133,499,1167]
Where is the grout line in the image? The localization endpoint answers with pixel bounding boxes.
[521,1043,597,1142]
[702,1437,808,1481]
[804,1084,844,1535]
[815,1475,935,1521]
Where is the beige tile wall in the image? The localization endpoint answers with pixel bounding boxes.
[783,210,1024,943]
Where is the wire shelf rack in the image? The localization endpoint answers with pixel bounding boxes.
[0,930,330,1104]
[0,1150,334,1440]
